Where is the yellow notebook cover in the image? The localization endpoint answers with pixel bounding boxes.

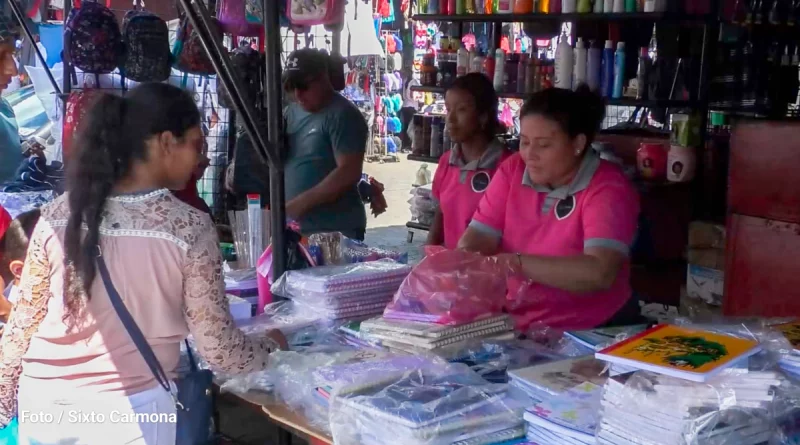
[776,322,800,351]
[595,324,761,382]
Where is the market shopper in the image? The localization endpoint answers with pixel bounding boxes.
[0,14,22,185]
[283,48,369,240]
[458,86,640,331]
[427,73,511,249]
[0,83,286,444]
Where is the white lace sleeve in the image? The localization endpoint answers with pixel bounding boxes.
[0,220,53,426]
[182,220,276,374]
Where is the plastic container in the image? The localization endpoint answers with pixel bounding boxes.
[600,40,615,97]
[667,145,696,182]
[496,0,514,13]
[637,142,668,181]
[625,0,636,12]
[577,0,592,13]
[613,0,624,12]
[587,41,602,92]
[595,0,605,12]
[636,46,651,99]
[573,37,587,90]
[457,46,469,77]
[604,0,614,12]
[456,0,466,14]
[612,41,625,98]
[554,31,573,89]
[514,0,534,13]
[470,51,484,73]
[493,48,506,91]
[562,0,576,13]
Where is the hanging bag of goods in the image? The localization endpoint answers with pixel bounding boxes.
[62,88,103,163]
[172,15,221,76]
[121,2,173,82]
[217,43,263,110]
[218,0,263,37]
[64,0,122,81]
[286,0,345,26]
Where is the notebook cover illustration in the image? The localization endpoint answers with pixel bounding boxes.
[595,324,762,382]
[776,321,800,352]
[524,382,603,438]
[565,324,649,350]
[508,357,608,396]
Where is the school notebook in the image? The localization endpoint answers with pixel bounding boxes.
[361,315,512,339]
[508,357,609,398]
[776,321,800,352]
[565,324,649,351]
[523,382,603,443]
[595,324,762,383]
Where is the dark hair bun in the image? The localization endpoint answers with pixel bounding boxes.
[520,87,606,146]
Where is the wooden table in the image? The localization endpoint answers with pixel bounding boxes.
[216,387,333,445]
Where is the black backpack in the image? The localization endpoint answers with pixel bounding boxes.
[217,43,263,109]
[121,8,173,82]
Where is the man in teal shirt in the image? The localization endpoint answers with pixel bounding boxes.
[282,49,368,240]
[0,6,21,185]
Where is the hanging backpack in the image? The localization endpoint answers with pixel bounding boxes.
[62,88,103,163]
[64,1,122,79]
[218,0,263,37]
[173,16,221,76]
[217,44,263,110]
[286,0,345,26]
[121,5,172,82]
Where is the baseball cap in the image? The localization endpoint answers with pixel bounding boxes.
[282,48,330,91]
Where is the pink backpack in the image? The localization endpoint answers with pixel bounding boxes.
[286,0,344,26]
[218,0,263,37]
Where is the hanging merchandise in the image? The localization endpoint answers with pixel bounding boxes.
[218,0,263,36]
[173,17,221,76]
[62,89,103,162]
[64,1,123,80]
[382,0,396,23]
[287,0,345,25]
[217,44,263,109]
[121,5,172,83]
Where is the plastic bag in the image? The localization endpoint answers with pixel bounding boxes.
[596,369,787,445]
[329,363,525,445]
[384,250,509,325]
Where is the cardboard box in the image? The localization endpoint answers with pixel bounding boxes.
[686,264,724,306]
[688,221,726,249]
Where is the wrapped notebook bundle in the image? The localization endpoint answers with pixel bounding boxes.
[329,363,527,445]
[271,260,412,321]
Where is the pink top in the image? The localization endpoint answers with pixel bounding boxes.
[432,139,511,249]
[471,151,640,331]
[0,190,276,424]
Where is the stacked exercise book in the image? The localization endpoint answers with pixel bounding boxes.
[592,324,780,445]
[508,356,609,404]
[775,321,800,378]
[358,315,516,359]
[562,324,649,376]
[523,381,605,445]
[270,260,412,321]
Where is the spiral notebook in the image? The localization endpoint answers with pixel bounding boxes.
[361,315,512,339]
[373,324,514,350]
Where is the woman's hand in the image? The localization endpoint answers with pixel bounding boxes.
[265,329,289,351]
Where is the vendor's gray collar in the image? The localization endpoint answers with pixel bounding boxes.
[450,139,506,184]
[522,149,601,213]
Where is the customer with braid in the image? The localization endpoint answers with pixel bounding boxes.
[0,83,287,444]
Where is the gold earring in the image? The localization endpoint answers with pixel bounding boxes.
[575,149,582,156]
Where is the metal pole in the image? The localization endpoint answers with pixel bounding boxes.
[177,0,277,169]
[7,0,61,95]
[264,0,287,283]
[62,0,71,118]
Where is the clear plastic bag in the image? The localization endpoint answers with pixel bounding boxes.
[596,369,788,445]
[384,250,509,325]
[329,363,525,445]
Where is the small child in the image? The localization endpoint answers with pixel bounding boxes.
[0,209,41,323]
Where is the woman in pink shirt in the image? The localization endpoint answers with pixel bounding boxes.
[427,73,511,249]
[459,86,640,331]
[0,84,286,444]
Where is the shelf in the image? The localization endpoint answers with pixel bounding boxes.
[412,12,710,24]
[411,85,695,107]
[406,221,431,231]
[408,154,441,163]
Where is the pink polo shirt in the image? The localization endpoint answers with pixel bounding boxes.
[432,139,511,249]
[470,151,639,331]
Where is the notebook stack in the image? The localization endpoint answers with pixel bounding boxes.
[596,371,781,445]
[592,324,779,445]
[523,382,605,445]
[359,315,516,358]
[775,321,800,378]
[271,260,412,321]
[507,357,609,404]
[329,365,526,445]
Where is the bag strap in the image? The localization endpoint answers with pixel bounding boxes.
[95,248,195,401]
